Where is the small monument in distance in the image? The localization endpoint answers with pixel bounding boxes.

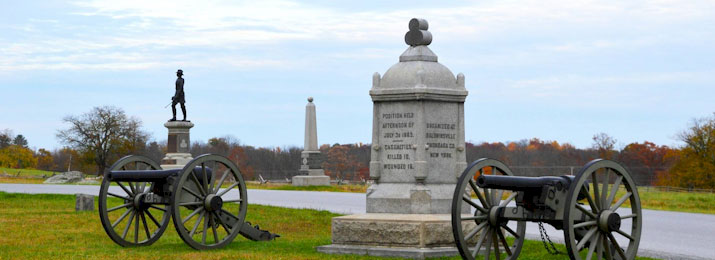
[317,18,470,258]
[292,97,330,186]
[162,69,194,169]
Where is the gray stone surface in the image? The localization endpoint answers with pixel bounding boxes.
[161,120,194,169]
[75,193,94,211]
[43,171,84,184]
[317,244,459,260]
[292,175,330,186]
[294,97,329,186]
[367,18,468,215]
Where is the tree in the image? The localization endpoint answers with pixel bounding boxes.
[592,133,617,159]
[619,141,676,185]
[0,145,37,168]
[668,113,715,189]
[36,148,54,171]
[56,106,148,175]
[0,129,13,149]
[13,134,28,148]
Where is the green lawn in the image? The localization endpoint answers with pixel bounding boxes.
[0,167,56,177]
[0,192,657,260]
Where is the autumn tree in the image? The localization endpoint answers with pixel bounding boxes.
[13,135,28,148]
[228,146,255,180]
[667,114,715,189]
[0,145,37,168]
[0,129,12,149]
[35,148,54,171]
[56,106,148,175]
[619,141,676,185]
[592,133,618,159]
[323,144,359,181]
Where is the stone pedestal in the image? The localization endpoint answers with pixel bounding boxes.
[161,121,194,170]
[318,18,469,258]
[293,98,330,186]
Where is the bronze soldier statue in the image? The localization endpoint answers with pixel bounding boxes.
[170,69,187,121]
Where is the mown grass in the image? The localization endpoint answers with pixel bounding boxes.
[0,192,657,260]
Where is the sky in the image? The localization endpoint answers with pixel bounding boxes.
[1,0,713,151]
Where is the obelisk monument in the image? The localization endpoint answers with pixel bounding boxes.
[318,18,470,258]
[292,97,330,186]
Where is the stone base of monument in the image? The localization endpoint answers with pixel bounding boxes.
[317,213,476,259]
[292,169,330,186]
[75,193,94,211]
[161,153,193,170]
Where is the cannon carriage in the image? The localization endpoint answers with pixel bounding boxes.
[451,158,642,260]
[98,154,278,250]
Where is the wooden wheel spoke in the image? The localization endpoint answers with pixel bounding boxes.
[150,205,166,212]
[211,215,219,243]
[463,195,488,213]
[591,173,601,212]
[216,182,240,197]
[606,176,623,207]
[472,227,489,258]
[483,188,492,208]
[182,207,204,224]
[145,209,161,228]
[469,179,489,208]
[500,193,517,207]
[116,182,134,196]
[107,203,131,212]
[497,228,512,256]
[140,212,151,240]
[202,211,209,244]
[122,210,136,239]
[214,169,231,194]
[213,211,232,234]
[483,228,492,260]
[615,228,635,241]
[601,169,610,210]
[577,227,598,250]
[222,199,242,203]
[190,171,207,196]
[620,214,637,220]
[602,235,613,260]
[202,163,210,195]
[584,189,600,214]
[492,230,500,260]
[179,201,204,207]
[576,204,597,219]
[127,181,137,195]
[461,215,487,221]
[585,233,600,260]
[611,192,632,211]
[189,212,204,237]
[465,222,488,241]
[112,208,133,228]
[502,225,520,239]
[494,189,504,206]
[574,220,597,229]
[107,192,130,201]
[182,186,204,199]
[607,233,627,259]
[134,212,140,243]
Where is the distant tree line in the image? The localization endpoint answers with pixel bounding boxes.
[3,107,713,189]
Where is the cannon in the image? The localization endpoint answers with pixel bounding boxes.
[451,158,642,260]
[98,154,279,250]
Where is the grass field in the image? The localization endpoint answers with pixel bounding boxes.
[0,192,657,260]
[0,167,56,177]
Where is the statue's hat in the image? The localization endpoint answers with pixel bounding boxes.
[177,69,183,75]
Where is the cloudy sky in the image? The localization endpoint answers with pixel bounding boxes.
[1,0,713,150]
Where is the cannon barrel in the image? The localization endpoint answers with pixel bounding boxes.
[476,175,573,191]
[108,167,212,182]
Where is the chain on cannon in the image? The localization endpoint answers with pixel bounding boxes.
[451,158,642,260]
[97,154,279,250]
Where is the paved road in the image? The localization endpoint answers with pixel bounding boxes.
[1,183,712,260]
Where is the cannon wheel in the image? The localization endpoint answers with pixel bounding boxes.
[563,159,642,260]
[171,154,248,250]
[452,158,526,260]
[98,155,171,247]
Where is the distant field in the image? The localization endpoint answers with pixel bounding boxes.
[0,167,56,177]
[0,192,657,260]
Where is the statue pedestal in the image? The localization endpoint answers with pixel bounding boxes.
[292,150,330,186]
[161,121,194,170]
[317,214,476,259]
